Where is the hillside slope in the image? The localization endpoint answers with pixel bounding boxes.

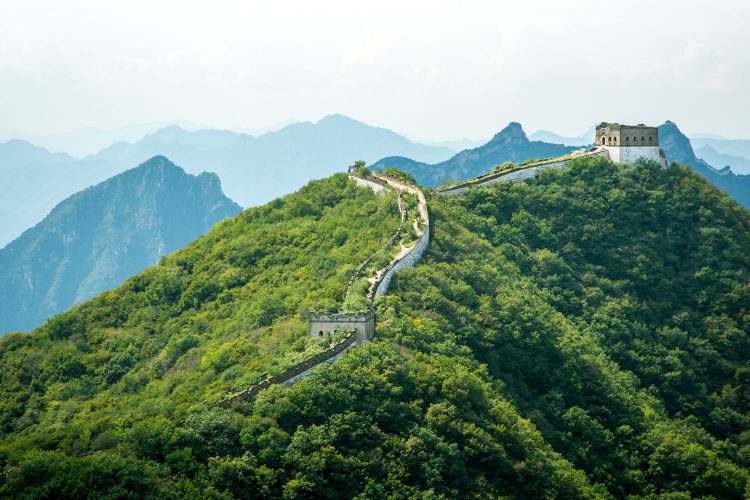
[371,122,576,187]
[0,156,241,334]
[1,159,749,497]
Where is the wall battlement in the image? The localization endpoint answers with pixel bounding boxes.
[309,310,373,322]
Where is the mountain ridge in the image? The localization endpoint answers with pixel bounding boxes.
[0,115,456,247]
[372,121,576,186]
[0,155,241,334]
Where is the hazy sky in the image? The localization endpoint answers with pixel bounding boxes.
[1,0,748,141]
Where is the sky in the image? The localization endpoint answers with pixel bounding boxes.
[1,0,748,142]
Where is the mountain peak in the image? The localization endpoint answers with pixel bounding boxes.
[0,157,240,334]
[489,122,529,145]
[316,114,366,128]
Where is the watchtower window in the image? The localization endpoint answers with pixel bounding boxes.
[319,331,324,336]
[649,136,653,141]
[601,137,606,145]
[641,136,645,141]
[625,137,629,142]
[613,137,617,143]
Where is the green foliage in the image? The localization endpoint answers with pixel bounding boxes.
[493,160,515,172]
[45,310,83,340]
[353,160,371,177]
[1,159,749,497]
[381,167,418,185]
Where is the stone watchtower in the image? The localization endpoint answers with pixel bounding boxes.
[309,310,375,345]
[596,122,667,167]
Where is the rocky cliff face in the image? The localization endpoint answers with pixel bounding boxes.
[0,156,241,334]
[372,122,575,187]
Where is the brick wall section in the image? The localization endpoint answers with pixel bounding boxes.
[211,330,358,408]
[365,173,430,299]
[371,222,430,298]
[437,150,609,195]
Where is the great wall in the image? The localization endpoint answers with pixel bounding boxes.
[211,121,667,408]
[212,170,430,408]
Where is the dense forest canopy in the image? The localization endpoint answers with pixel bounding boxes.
[1,157,749,498]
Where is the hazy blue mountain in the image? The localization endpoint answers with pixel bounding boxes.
[13,122,194,158]
[0,139,77,169]
[90,114,455,207]
[528,127,594,146]
[691,137,750,168]
[694,144,750,175]
[371,122,576,187]
[0,115,454,246]
[427,137,487,151]
[0,142,125,247]
[658,121,750,208]
[0,156,240,335]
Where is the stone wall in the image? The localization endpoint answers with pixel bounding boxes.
[372,222,430,297]
[212,330,358,408]
[309,309,375,344]
[436,149,609,195]
[352,175,388,193]
[603,145,666,166]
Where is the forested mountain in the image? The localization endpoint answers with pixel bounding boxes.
[659,121,750,208]
[371,122,575,187]
[1,157,748,497]
[0,115,453,246]
[0,156,240,335]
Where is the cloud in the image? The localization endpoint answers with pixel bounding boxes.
[0,0,748,139]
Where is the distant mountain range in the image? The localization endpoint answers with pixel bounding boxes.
[691,137,750,161]
[528,127,594,147]
[0,115,455,247]
[0,156,240,334]
[0,141,125,249]
[694,145,750,174]
[371,122,576,186]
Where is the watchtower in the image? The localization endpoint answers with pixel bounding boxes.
[595,122,667,167]
[309,309,375,345]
